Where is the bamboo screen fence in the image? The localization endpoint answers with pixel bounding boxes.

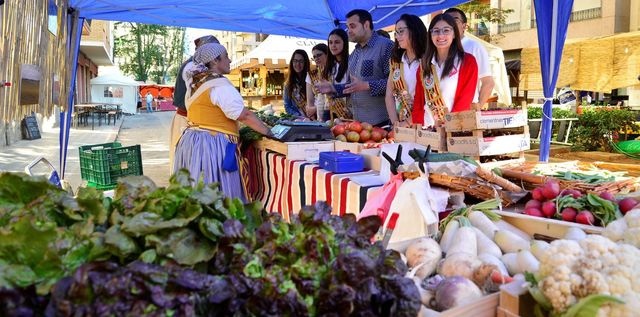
[0,0,76,123]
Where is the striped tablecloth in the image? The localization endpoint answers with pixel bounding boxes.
[243,145,383,221]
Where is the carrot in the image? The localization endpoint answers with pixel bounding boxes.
[490,270,513,284]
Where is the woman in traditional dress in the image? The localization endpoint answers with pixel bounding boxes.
[174,42,272,201]
[306,43,329,121]
[384,14,428,126]
[322,28,351,120]
[418,14,478,127]
[284,49,311,117]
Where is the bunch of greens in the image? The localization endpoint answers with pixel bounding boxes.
[47,261,223,317]
[554,193,622,225]
[199,202,421,316]
[103,170,265,267]
[255,110,294,127]
[0,173,109,294]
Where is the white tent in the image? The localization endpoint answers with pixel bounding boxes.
[231,35,323,70]
[90,73,140,114]
[466,33,512,106]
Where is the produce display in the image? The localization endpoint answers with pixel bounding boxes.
[330,119,394,144]
[0,171,421,316]
[521,180,633,226]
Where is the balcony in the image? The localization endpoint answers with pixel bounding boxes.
[79,20,113,66]
[530,7,602,29]
[498,22,521,34]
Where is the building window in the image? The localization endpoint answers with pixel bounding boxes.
[103,86,123,98]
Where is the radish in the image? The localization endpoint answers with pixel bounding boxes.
[447,225,477,256]
[517,250,540,273]
[564,227,587,241]
[524,208,544,217]
[567,189,582,199]
[439,219,460,252]
[542,181,560,200]
[494,230,530,253]
[531,188,545,201]
[473,227,502,259]
[618,197,639,214]
[541,201,557,218]
[530,240,550,260]
[561,208,578,222]
[500,253,521,275]
[524,200,542,210]
[576,210,595,225]
[468,211,499,240]
[599,192,616,202]
[494,220,531,241]
[477,253,509,276]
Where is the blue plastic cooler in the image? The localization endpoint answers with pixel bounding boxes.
[319,151,364,173]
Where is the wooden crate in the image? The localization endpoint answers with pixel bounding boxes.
[416,126,447,152]
[334,141,381,171]
[255,139,334,161]
[447,130,530,157]
[444,105,528,132]
[393,126,417,142]
[420,293,500,317]
[498,281,536,317]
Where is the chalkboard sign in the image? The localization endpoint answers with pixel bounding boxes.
[21,115,41,140]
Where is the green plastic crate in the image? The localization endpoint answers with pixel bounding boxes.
[79,142,143,187]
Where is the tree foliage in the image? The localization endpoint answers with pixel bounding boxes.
[456,1,514,41]
[113,23,186,84]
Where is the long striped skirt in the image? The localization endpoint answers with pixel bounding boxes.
[173,128,246,202]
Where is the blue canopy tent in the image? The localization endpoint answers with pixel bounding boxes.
[533,0,574,162]
[60,0,573,178]
[61,0,469,178]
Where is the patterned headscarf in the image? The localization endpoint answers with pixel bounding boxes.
[185,43,228,97]
[194,35,219,47]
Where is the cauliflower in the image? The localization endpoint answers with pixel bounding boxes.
[623,209,640,228]
[602,210,640,248]
[533,235,640,316]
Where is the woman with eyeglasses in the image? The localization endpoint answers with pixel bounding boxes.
[384,14,428,127]
[306,43,329,121]
[284,49,311,118]
[417,14,477,127]
[321,28,352,119]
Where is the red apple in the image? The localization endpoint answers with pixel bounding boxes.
[561,208,577,222]
[576,210,595,225]
[542,181,560,200]
[531,188,545,201]
[346,131,360,143]
[371,130,383,142]
[365,140,376,144]
[332,124,345,137]
[618,197,639,214]
[349,121,363,133]
[542,201,557,218]
[336,134,347,142]
[359,130,371,142]
[361,122,373,132]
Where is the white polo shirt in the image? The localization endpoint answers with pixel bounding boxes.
[462,36,491,102]
[401,53,420,99]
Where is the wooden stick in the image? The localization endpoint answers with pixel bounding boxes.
[476,166,523,192]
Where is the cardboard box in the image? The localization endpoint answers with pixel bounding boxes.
[447,133,530,157]
[255,139,334,161]
[444,107,528,132]
[416,127,447,152]
[334,141,381,171]
[393,126,416,142]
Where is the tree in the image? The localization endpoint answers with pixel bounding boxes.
[113,23,186,83]
[456,1,514,42]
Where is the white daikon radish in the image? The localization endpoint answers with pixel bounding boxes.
[564,227,587,241]
[494,220,531,241]
[439,219,459,252]
[494,230,530,253]
[517,250,540,273]
[477,253,509,276]
[530,240,550,260]
[405,237,442,279]
[500,253,521,275]
[468,211,499,239]
[446,219,477,257]
[473,227,502,259]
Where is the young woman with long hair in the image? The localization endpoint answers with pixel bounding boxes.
[284,49,311,117]
[321,28,351,119]
[306,43,328,120]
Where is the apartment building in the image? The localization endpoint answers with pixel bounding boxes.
[487,0,640,106]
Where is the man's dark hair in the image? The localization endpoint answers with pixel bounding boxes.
[346,9,373,30]
[376,29,390,39]
[444,8,467,23]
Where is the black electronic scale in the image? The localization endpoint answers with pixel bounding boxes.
[270,121,334,142]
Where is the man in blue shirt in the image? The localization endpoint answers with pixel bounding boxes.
[317,9,393,126]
